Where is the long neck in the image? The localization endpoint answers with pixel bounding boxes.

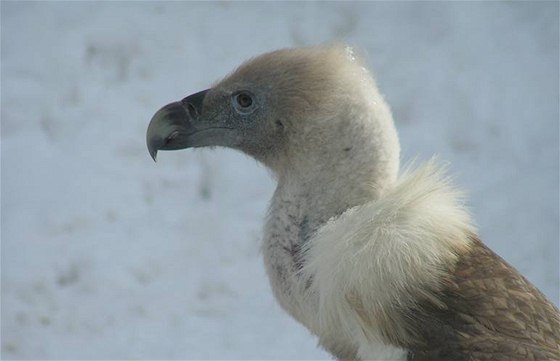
[262,106,400,320]
[272,108,401,240]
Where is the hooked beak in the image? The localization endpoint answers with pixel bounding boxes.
[146,89,209,161]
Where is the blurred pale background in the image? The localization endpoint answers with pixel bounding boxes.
[1,2,558,359]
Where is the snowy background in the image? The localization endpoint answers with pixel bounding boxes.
[1,2,558,360]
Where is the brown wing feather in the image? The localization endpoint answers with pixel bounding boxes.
[407,237,560,361]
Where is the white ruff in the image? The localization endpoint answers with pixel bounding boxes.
[293,160,474,360]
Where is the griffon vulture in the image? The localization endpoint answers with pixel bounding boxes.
[146,45,560,360]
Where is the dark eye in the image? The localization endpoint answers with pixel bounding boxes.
[232,91,257,115]
[236,92,253,108]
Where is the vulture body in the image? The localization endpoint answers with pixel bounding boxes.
[147,45,560,360]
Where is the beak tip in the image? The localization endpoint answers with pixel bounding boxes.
[147,136,159,162]
[149,147,158,162]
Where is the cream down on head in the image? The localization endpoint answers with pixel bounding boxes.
[147,45,400,196]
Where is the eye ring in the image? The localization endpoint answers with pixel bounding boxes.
[232,91,257,114]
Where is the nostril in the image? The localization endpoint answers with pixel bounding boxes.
[180,89,208,119]
[181,98,198,119]
[187,103,198,118]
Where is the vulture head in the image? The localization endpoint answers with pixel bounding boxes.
[147,45,399,193]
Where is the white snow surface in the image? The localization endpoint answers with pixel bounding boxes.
[1,2,558,360]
